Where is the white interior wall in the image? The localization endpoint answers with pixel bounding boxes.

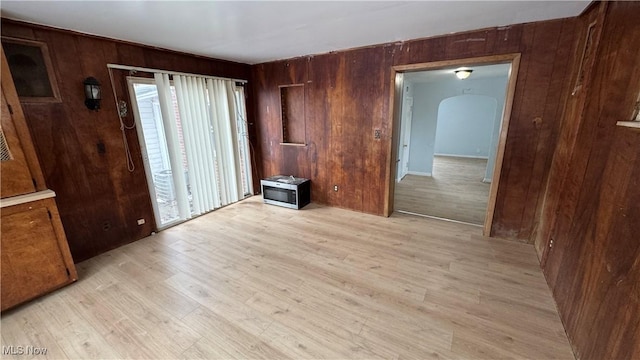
[434,95,497,158]
[408,75,508,180]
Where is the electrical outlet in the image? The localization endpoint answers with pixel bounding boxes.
[374,129,381,140]
[334,185,339,192]
[137,218,145,225]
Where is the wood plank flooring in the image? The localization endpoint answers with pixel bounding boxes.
[0,196,574,359]
[395,156,490,225]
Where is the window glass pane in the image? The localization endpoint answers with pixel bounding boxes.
[133,83,180,225]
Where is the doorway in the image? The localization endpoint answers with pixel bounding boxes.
[127,76,252,230]
[385,54,520,236]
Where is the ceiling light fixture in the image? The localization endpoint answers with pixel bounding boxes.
[454,69,473,80]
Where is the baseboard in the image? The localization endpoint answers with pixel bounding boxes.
[407,171,432,177]
[434,153,489,160]
[396,210,483,227]
[397,172,409,182]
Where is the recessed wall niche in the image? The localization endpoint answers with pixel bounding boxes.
[1,37,61,102]
[279,84,306,145]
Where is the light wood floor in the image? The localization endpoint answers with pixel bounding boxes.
[395,156,491,225]
[1,197,573,359]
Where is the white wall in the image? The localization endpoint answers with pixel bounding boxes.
[435,95,497,158]
[408,75,508,180]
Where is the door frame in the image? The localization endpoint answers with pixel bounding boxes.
[384,53,521,237]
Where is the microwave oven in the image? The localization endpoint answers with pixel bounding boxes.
[261,175,310,209]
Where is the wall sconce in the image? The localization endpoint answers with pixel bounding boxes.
[83,77,101,110]
[454,69,473,80]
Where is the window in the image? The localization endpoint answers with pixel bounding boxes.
[1,37,60,102]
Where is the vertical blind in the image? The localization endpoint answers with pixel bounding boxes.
[153,72,246,219]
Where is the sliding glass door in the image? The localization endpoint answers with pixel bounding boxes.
[128,76,252,229]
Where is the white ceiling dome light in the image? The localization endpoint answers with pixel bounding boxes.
[454,69,473,80]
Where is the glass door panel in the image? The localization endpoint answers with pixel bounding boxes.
[128,80,181,228]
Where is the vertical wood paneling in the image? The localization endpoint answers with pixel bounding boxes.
[305,54,335,205]
[1,19,251,261]
[524,19,579,243]
[364,44,395,214]
[491,23,537,238]
[328,54,349,208]
[494,20,576,240]
[534,4,607,262]
[253,18,577,235]
[115,43,146,67]
[537,2,640,359]
[252,58,308,185]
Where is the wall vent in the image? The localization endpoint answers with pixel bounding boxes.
[0,129,12,162]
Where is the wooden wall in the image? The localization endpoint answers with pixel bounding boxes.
[536,2,640,359]
[1,20,252,262]
[252,18,577,240]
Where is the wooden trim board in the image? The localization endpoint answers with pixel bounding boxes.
[0,189,56,208]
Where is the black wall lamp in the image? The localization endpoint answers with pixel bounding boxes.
[83,77,101,110]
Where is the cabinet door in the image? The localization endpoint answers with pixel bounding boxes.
[1,204,73,311]
[0,89,35,198]
[0,47,39,198]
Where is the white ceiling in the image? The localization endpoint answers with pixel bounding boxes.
[0,1,590,65]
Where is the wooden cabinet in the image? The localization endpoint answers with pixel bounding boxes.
[1,193,77,311]
[1,47,77,311]
[1,90,35,197]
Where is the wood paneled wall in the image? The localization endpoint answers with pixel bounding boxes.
[253,18,577,241]
[1,20,252,262]
[536,2,640,359]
